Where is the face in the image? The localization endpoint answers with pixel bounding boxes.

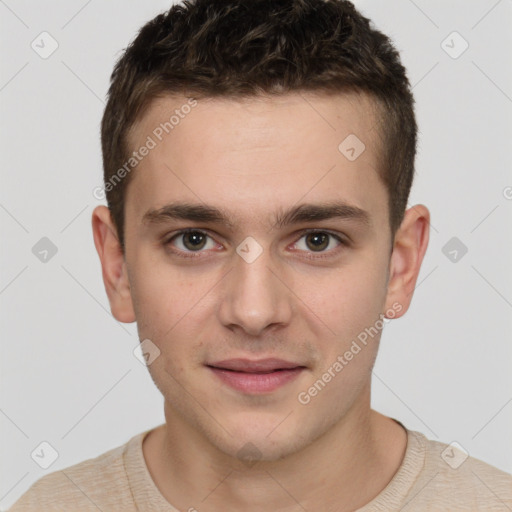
[93,92,428,463]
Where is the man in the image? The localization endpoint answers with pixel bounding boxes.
[9,0,512,510]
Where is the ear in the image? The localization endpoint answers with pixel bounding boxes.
[91,205,136,323]
[384,204,430,318]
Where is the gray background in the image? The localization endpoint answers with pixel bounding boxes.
[1,0,511,508]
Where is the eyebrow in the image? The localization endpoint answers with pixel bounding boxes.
[142,201,371,230]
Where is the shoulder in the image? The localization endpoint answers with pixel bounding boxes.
[7,433,142,512]
[407,431,512,510]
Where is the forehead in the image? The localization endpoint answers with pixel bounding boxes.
[125,91,387,231]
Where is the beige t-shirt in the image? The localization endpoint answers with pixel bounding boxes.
[8,423,512,511]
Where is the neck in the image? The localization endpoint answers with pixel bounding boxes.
[143,385,407,512]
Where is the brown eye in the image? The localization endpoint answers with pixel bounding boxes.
[182,231,207,251]
[305,232,329,251]
[167,230,217,253]
[293,231,344,255]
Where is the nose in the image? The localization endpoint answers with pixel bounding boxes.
[218,243,293,336]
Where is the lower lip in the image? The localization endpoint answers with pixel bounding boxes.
[208,366,304,393]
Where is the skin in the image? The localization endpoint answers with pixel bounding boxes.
[92,91,430,511]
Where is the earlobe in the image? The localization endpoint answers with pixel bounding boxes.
[384,204,430,318]
[91,205,136,323]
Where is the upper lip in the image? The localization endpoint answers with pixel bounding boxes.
[207,358,305,373]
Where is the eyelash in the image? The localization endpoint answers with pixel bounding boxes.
[163,228,347,260]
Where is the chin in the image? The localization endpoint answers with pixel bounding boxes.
[210,415,308,464]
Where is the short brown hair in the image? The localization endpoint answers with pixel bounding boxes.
[101,0,417,253]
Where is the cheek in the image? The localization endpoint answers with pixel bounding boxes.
[128,247,197,330]
[128,260,215,370]
[129,274,172,336]
[295,254,388,336]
